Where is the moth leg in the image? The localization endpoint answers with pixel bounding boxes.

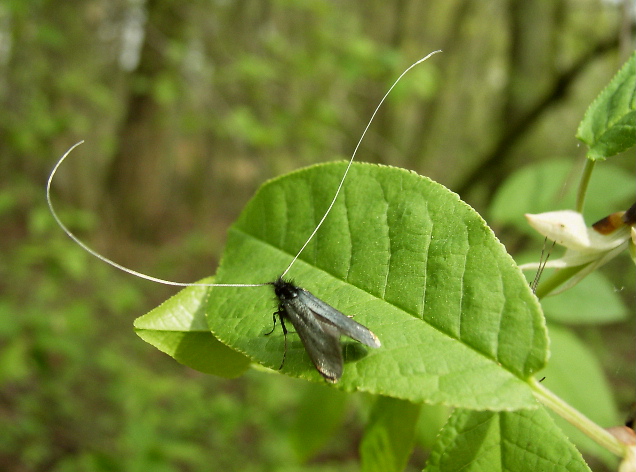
[264,307,281,336]
[278,315,288,370]
[263,309,288,371]
[264,307,289,371]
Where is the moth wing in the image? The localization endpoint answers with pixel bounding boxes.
[282,298,343,383]
[297,289,381,348]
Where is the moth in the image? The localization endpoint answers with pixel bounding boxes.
[268,277,381,383]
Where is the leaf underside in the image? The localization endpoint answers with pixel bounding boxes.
[134,277,250,378]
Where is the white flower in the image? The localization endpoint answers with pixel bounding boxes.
[519,208,634,296]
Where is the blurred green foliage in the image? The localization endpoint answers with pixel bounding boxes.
[0,0,633,471]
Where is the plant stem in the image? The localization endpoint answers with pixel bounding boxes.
[534,264,589,299]
[576,159,595,213]
[530,377,627,457]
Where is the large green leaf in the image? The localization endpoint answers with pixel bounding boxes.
[424,408,592,472]
[576,52,636,160]
[205,162,547,409]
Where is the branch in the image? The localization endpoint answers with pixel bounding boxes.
[455,35,622,198]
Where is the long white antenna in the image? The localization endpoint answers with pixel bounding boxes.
[48,50,441,287]
[46,141,265,288]
[280,50,441,278]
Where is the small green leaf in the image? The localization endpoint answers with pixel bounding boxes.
[416,403,451,450]
[134,278,250,378]
[577,52,636,160]
[425,408,592,472]
[360,396,421,472]
[207,162,548,409]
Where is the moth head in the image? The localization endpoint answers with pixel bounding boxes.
[272,277,300,301]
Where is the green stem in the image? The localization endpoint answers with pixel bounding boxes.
[534,263,590,299]
[530,378,627,457]
[576,159,595,213]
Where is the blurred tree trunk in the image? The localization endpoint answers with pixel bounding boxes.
[454,0,623,203]
[452,0,563,202]
[106,0,187,241]
[506,0,562,123]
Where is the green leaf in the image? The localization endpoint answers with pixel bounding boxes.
[541,271,629,324]
[424,408,592,472]
[540,324,619,467]
[206,162,547,409]
[576,52,636,160]
[416,403,451,450]
[360,396,421,472]
[134,278,250,378]
[289,383,349,462]
[490,159,635,231]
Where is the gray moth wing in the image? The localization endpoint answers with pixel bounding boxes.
[295,289,381,348]
[272,278,381,383]
[279,297,343,382]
